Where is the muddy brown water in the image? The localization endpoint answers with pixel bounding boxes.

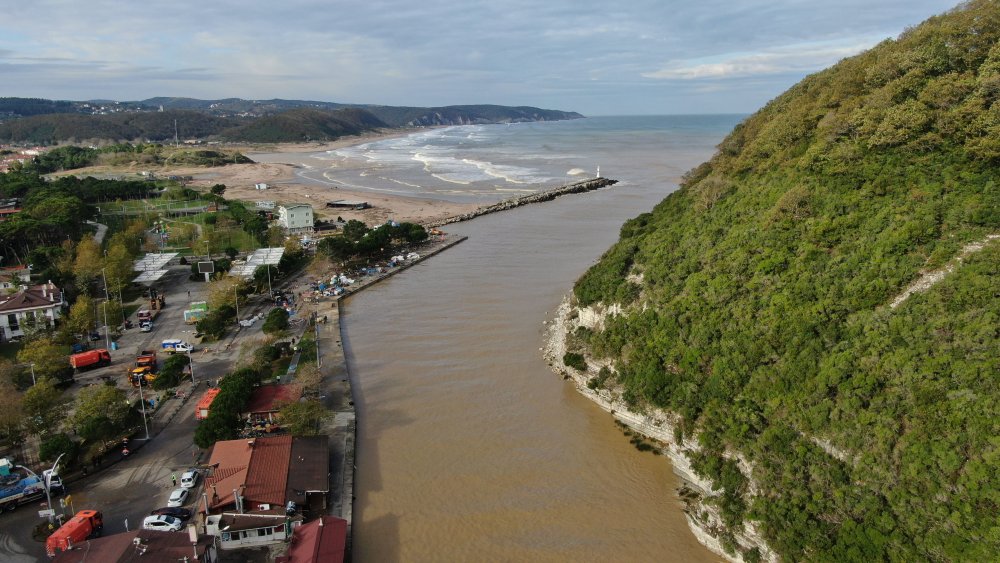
[342,176,723,561]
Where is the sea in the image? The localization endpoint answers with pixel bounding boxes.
[296,115,741,205]
[317,115,745,562]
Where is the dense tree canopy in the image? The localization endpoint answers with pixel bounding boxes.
[571,2,1000,560]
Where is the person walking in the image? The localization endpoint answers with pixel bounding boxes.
[171,473,177,487]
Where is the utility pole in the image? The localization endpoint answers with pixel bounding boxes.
[101,269,111,350]
[187,348,196,385]
[137,376,150,440]
[44,454,65,524]
[313,312,321,368]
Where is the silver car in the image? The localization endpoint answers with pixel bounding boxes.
[166,488,189,507]
[142,514,183,532]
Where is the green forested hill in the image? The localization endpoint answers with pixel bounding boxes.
[572,1,1000,560]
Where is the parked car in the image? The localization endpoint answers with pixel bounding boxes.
[166,488,189,508]
[142,515,183,532]
[140,322,153,333]
[150,507,191,521]
[180,469,200,489]
[42,469,65,495]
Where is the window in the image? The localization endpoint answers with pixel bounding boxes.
[7,314,18,331]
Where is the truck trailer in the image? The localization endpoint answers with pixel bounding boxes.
[0,458,45,512]
[195,388,221,420]
[45,509,104,557]
[68,349,111,371]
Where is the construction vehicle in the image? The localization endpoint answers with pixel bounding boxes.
[136,350,157,371]
[45,509,104,557]
[128,366,157,387]
[0,458,45,512]
[195,388,221,420]
[69,349,111,371]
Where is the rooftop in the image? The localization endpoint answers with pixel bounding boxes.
[52,529,214,563]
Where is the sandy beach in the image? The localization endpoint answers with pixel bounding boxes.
[65,129,479,226]
[188,130,479,225]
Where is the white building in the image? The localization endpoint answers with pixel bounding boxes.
[206,511,300,550]
[255,201,276,210]
[0,265,31,292]
[0,281,64,342]
[276,204,314,234]
[255,183,268,190]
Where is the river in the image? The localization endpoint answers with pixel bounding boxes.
[339,116,737,561]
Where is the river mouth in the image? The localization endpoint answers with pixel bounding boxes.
[342,187,720,562]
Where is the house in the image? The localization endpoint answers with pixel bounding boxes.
[256,200,276,210]
[275,516,348,563]
[51,529,217,563]
[0,265,31,291]
[205,509,302,550]
[244,384,303,428]
[276,204,314,234]
[0,281,64,342]
[255,183,269,190]
[203,435,329,518]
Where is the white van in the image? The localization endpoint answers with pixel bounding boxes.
[161,339,194,354]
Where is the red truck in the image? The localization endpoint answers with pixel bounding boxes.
[45,509,103,557]
[195,387,221,420]
[69,349,111,371]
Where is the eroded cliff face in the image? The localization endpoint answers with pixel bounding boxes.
[544,298,777,563]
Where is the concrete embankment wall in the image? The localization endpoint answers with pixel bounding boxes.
[316,233,467,559]
[426,177,618,227]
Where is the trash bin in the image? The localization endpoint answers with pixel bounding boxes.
[111,341,119,351]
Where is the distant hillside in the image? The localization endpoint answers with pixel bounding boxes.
[560,1,1000,561]
[0,110,239,144]
[0,96,582,143]
[364,104,583,127]
[138,97,582,126]
[217,107,386,142]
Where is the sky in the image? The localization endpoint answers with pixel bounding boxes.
[1,0,962,116]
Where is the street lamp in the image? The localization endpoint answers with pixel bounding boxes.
[135,376,150,441]
[314,314,321,368]
[43,453,65,524]
[187,347,196,385]
[101,269,111,350]
[234,284,240,327]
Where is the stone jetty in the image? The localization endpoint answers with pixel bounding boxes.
[426,177,618,227]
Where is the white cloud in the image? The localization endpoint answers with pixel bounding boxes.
[642,39,877,80]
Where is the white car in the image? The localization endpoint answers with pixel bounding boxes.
[180,469,200,489]
[166,488,189,507]
[140,322,153,332]
[142,514,183,532]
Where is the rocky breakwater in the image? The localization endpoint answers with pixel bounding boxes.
[426,177,618,227]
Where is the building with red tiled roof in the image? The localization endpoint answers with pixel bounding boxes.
[0,281,63,342]
[275,515,347,563]
[51,528,217,563]
[203,435,329,517]
[245,384,303,426]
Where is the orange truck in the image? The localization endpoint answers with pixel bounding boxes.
[45,509,103,557]
[136,350,157,370]
[69,349,111,371]
[195,388,221,420]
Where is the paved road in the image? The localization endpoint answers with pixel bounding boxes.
[0,261,273,561]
